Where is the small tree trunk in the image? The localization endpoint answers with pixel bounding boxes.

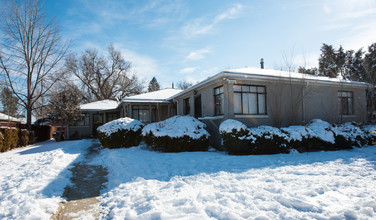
[26,107,32,131]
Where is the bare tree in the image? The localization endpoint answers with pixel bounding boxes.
[0,0,69,130]
[176,80,193,90]
[49,82,82,126]
[66,44,143,102]
[0,87,18,117]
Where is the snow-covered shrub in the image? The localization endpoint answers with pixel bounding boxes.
[248,126,290,154]
[97,117,144,149]
[331,122,370,148]
[0,127,19,152]
[18,129,29,147]
[219,119,252,155]
[142,116,210,152]
[220,119,373,155]
[220,120,289,155]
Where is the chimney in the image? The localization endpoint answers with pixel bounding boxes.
[260,58,264,69]
[172,82,174,89]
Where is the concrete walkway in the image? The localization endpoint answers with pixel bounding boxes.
[52,140,108,220]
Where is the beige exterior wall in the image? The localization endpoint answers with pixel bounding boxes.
[175,77,367,128]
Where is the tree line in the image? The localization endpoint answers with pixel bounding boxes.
[298,43,376,85]
[0,0,193,130]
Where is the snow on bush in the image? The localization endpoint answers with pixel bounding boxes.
[142,116,210,152]
[220,119,374,155]
[97,117,144,149]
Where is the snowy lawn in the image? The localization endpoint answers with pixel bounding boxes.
[93,144,376,219]
[0,139,92,219]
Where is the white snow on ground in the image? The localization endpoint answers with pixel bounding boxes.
[97,117,144,136]
[142,116,210,139]
[0,139,91,219]
[93,145,376,219]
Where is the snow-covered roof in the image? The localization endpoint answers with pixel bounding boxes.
[0,112,22,122]
[122,88,183,103]
[224,67,367,85]
[172,67,368,99]
[80,99,119,111]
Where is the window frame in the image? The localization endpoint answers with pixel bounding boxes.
[214,86,224,116]
[338,91,354,115]
[233,84,267,115]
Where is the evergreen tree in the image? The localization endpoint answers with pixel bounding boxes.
[297,66,318,75]
[148,77,160,92]
[364,43,376,85]
[318,44,339,78]
[0,87,18,117]
[337,45,347,78]
[345,49,366,81]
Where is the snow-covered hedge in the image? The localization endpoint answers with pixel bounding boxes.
[142,116,211,152]
[220,119,374,155]
[97,117,144,149]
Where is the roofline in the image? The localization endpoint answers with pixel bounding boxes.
[171,70,369,99]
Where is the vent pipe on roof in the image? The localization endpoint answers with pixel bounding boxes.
[172,82,174,89]
[260,58,264,69]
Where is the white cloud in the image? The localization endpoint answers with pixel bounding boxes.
[179,67,196,74]
[114,45,160,80]
[322,5,331,14]
[186,48,211,61]
[181,4,243,38]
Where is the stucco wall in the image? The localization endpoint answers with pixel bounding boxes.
[175,77,367,128]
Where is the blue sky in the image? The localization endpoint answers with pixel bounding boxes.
[44,0,376,88]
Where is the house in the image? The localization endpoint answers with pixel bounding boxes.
[119,88,183,123]
[0,112,22,127]
[68,99,120,139]
[68,88,182,139]
[171,67,369,147]
[68,67,369,146]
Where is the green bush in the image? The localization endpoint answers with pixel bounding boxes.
[18,129,29,147]
[221,129,251,155]
[97,117,144,149]
[97,129,143,149]
[0,132,3,152]
[220,119,373,155]
[0,127,19,152]
[142,116,211,152]
[143,131,210,152]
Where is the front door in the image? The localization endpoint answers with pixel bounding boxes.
[194,95,202,118]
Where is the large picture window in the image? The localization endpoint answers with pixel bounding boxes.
[214,86,224,115]
[338,91,353,115]
[132,105,156,123]
[233,85,266,115]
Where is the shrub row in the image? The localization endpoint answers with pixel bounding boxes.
[97,116,211,152]
[220,119,374,155]
[0,127,30,153]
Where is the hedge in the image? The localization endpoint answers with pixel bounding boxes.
[142,116,211,152]
[18,129,29,147]
[97,117,144,149]
[0,127,19,152]
[220,119,374,155]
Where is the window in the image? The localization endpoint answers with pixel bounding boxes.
[106,112,120,123]
[214,86,224,115]
[74,113,89,126]
[233,85,266,115]
[183,98,190,115]
[132,105,156,123]
[338,91,353,115]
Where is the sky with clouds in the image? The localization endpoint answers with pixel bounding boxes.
[45,0,376,88]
